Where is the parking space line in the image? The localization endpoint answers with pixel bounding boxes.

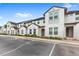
[49,43,56,56]
[0,42,28,56]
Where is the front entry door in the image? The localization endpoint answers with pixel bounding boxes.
[66,26,73,37]
[41,29,45,36]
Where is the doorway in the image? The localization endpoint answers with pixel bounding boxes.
[66,26,73,38]
[41,29,45,36]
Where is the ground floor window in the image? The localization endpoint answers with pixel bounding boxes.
[8,31,10,34]
[13,30,14,34]
[11,30,14,34]
[33,29,36,35]
[21,29,23,34]
[30,29,32,34]
[54,27,58,35]
[49,27,53,35]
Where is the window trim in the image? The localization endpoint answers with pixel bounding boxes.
[49,27,53,35]
[54,27,58,35]
[30,29,32,34]
[33,29,36,35]
[76,16,79,20]
[37,21,40,24]
[49,11,59,21]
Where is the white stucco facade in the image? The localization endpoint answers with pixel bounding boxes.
[27,23,40,36]
[45,7,65,38]
[19,26,27,35]
[1,6,79,40]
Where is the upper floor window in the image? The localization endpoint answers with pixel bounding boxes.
[76,16,79,20]
[54,12,59,19]
[49,16,53,20]
[49,12,53,20]
[67,14,73,17]
[43,20,45,23]
[49,11,59,21]
[8,25,9,27]
[37,21,40,24]
[20,25,22,27]
[33,21,36,24]
[4,25,7,28]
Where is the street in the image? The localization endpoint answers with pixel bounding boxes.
[0,36,79,56]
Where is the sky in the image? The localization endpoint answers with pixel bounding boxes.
[0,3,79,26]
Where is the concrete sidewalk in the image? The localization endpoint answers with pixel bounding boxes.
[0,35,79,46]
[25,37,79,46]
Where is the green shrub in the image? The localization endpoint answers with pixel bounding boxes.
[16,34,24,36]
[50,36,61,40]
[39,36,62,40]
[25,34,37,37]
[15,34,63,40]
[0,33,8,35]
[63,37,67,40]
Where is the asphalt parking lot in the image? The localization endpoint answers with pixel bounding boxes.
[0,36,79,56]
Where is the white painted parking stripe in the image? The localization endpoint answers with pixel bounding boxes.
[0,42,30,56]
[49,43,56,56]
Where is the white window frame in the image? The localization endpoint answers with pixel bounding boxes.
[54,27,58,35]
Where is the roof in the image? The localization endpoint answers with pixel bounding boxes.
[43,6,67,16]
[27,23,40,27]
[18,26,27,29]
[65,22,79,25]
[8,21,18,25]
[11,26,18,29]
[18,17,45,24]
[27,23,44,28]
[66,11,79,15]
[0,26,2,29]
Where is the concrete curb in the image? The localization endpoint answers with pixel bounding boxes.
[0,35,79,46]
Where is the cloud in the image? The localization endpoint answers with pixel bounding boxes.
[63,3,72,8]
[0,16,3,19]
[15,12,33,18]
[63,3,79,11]
[13,12,34,22]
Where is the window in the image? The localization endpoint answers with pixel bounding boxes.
[76,17,79,20]
[54,15,58,19]
[49,27,52,35]
[11,30,12,34]
[37,21,40,24]
[49,12,53,20]
[12,30,14,34]
[33,29,36,35]
[49,12,53,16]
[21,29,23,34]
[33,21,36,24]
[49,16,53,20]
[49,11,59,21]
[68,14,73,16]
[4,25,7,28]
[54,12,59,19]
[43,20,45,23]
[54,27,58,35]
[30,29,32,34]
[8,25,9,27]
[20,25,22,27]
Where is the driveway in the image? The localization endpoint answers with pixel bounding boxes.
[0,36,79,56]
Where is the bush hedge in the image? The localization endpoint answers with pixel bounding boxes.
[0,33,65,40]
[0,33,8,35]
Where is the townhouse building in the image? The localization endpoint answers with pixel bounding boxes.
[1,6,79,40]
